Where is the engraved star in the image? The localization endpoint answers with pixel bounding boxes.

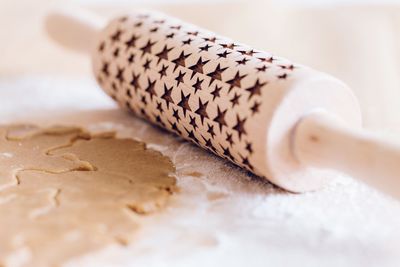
[203,37,217,43]
[184,126,196,140]
[161,83,174,108]
[172,108,180,122]
[230,92,241,107]
[238,49,256,56]
[199,44,212,52]
[194,98,209,124]
[142,58,152,71]
[110,29,123,42]
[126,88,132,98]
[145,78,157,100]
[177,91,191,117]
[245,142,253,154]
[175,70,186,86]
[189,57,210,79]
[115,67,124,83]
[156,101,163,113]
[134,21,143,27]
[101,62,109,77]
[182,38,193,45]
[201,135,213,148]
[154,19,165,24]
[125,34,140,49]
[221,43,238,50]
[207,63,228,86]
[140,94,147,105]
[140,39,157,57]
[225,133,234,146]
[168,120,182,134]
[250,101,261,115]
[154,114,165,127]
[113,47,120,57]
[170,25,182,30]
[150,27,158,33]
[213,106,227,132]
[258,56,275,63]
[98,42,105,52]
[130,71,141,91]
[256,65,268,72]
[207,123,216,138]
[236,57,249,65]
[277,73,288,79]
[155,45,173,64]
[220,145,234,161]
[158,64,168,78]
[246,79,267,100]
[186,31,199,36]
[226,71,247,90]
[233,115,247,140]
[192,77,203,94]
[279,64,295,70]
[166,32,175,39]
[210,85,222,100]
[172,51,191,72]
[128,54,135,63]
[217,50,231,58]
[240,154,254,170]
[189,115,198,130]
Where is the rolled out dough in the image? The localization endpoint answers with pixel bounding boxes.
[0,124,176,267]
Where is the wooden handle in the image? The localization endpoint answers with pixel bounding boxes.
[293,111,400,199]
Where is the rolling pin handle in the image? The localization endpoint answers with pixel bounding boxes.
[293,111,400,199]
[45,9,105,54]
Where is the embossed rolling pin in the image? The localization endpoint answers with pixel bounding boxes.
[45,9,400,199]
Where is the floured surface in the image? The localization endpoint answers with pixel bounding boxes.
[0,123,176,267]
[0,76,399,267]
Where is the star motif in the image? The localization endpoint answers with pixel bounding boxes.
[118,16,128,22]
[225,133,234,146]
[240,155,253,170]
[156,101,163,113]
[115,67,124,83]
[166,32,175,39]
[150,27,158,33]
[161,83,174,108]
[217,50,231,58]
[170,25,182,30]
[236,57,249,65]
[183,126,196,140]
[125,34,140,49]
[203,37,217,43]
[233,115,247,140]
[201,135,213,148]
[98,42,105,52]
[192,77,203,94]
[177,91,191,117]
[154,114,165,127]
[221,43,238,50]
[154,19,165,24]
[145,78,157,100]
[189,57,210,79]
[207,63,228,86]
[140,39,157,56]
[101,62,109,77]
[182,38,192,45]
[256,65,268,72]
[220,145,234,161]
[213,106,227,132]
[279,64,295,70]
[230,92,241,107]
[168,120,182,134]
[186,31,199,36]
[113,47,120,57]
[126,88,132,98]
[238,49,256,56]
[158,64,168,78]
[134,21,143,27]
[207,123,216,138]
[155,45,173,64]
[226,71,247,90]
[189,115,198,130]
[110,29,123,42]
[130,71,141,91]
[172,108,180,122]
[210,85,222,100]
[245,142,253,154]
[258,56,275,63]
[172,51,191,72]
[175,70,186,86]
[140,94,147,105]
[246,79,267,100]
[199,44,212,52]
[250,101,261,115]
[128,54,135,63]
[194,98,209,124]
[142,58,152,71]
[277,73,288,79]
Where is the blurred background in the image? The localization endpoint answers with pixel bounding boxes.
[1,0,400,134]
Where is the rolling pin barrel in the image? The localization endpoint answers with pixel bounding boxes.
[46,9,400,199]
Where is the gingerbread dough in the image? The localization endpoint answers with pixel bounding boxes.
[0,125,176,267]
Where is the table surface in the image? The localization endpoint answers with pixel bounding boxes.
[1,1,400,266]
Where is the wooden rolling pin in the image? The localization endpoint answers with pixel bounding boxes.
[45,9,400,199]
